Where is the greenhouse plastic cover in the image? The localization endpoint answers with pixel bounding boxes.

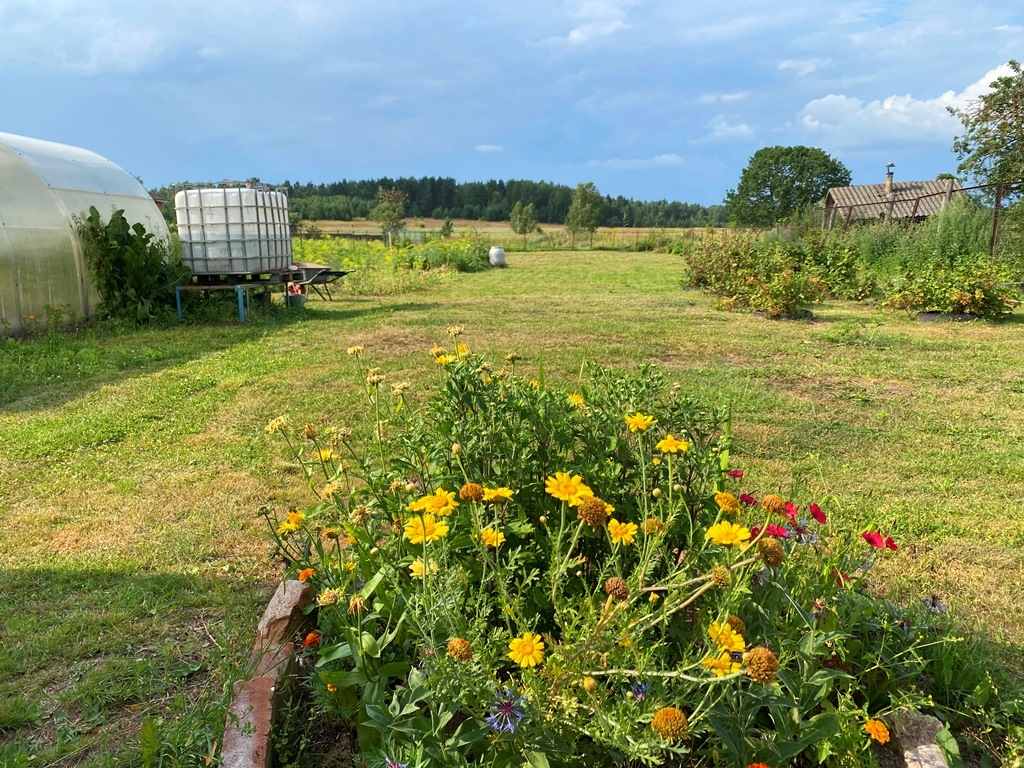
[0,132,167,334]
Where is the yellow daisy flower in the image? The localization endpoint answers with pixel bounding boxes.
[625,412,656,432]
[706,520,751,547]
[408,488,459,516]
[608,518,638,546]
[404,514,449,544]
[656,434,690,453]
[544,472,593,507]
[508,631,545,667]
[480,527,506,547]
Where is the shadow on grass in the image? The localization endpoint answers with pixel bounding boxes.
[0,298,440,413]
[0,566,271,762]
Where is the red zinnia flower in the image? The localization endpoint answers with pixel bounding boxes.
[727,469,744,479]
[740,493,757,505]
[809,503,826,524]
[303,631,322,648]
[862,531,884,548]
[884,536,898,551]
[766,523,790,538]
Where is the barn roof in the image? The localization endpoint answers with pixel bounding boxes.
[824,178,962,220]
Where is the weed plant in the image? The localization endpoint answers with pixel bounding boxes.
[264,336,1015,767]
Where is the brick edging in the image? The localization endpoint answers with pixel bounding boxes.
[220,580,315,768]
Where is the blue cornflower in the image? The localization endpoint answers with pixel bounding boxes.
[486,689,525,733]
[383,757,407,768]
[922,595,947,612]
[630,682,649,702]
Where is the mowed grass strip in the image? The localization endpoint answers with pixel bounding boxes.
[1,249,1023,764]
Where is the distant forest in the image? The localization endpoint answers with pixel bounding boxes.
[153,178,726,228]
[283,177,726,228]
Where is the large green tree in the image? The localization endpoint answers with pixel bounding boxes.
[565,182,601,248]
[724,146,851,226]
[950,60,1024,189]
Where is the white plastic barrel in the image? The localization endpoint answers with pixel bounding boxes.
[489,246,506,267]
[175,188,292,275]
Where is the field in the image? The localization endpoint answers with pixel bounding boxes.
[2,249,1024,764]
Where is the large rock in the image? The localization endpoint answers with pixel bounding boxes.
[893,710,949,768]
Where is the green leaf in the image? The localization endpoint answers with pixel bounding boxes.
[360,632,381,658]
[139,717,159,768]
[937,726,964,768]
[524,750,551,768]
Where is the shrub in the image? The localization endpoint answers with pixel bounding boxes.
[683,232,826,316]
[264,339,974,768]
[77,206,187,322]
[881,254,1020,318]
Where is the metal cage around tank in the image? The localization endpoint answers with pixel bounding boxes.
[0,131,169,334]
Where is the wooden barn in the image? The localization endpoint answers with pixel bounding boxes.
[823,168,962,229]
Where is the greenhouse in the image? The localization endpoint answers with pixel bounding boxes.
[0,131,168,333]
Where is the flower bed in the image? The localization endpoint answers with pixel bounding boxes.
[265,333,965,768]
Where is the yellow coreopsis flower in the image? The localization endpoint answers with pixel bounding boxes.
[508,631,545,667]
[409,557,439,578]
[706,520,751,547]
[708,621,746,653]
[408,488,459,516]
[544,472,593,507]
[276,510,305,535]
[482,487,515,503]
[608,518,638,546]
[404,514,449,544]
[317,448,339,462]
[434,354,458,365]
[625,412,656,432]
[702,651,742,677]
[480,527,506,547]
[569,393,586,409]
[656,434,690,453]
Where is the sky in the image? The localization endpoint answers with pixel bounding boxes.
[0,1,1021,206]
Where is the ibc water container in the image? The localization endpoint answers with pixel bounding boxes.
[175,188,293,275]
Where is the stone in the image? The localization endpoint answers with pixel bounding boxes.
[893,710,949,768]
[256,579,315,644]
[221,676,277,768]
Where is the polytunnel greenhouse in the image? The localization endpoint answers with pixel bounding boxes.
[0,131,168,333]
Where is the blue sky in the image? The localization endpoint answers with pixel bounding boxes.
[0,1,1020,206]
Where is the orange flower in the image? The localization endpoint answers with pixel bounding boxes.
[864,719,890,744]
[297,568,315,582]
[302,631,321,648]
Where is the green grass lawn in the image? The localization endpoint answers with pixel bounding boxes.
[2,249,1023,765]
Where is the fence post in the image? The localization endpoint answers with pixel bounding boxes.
[990,183,1004,258]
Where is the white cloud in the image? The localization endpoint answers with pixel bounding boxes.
[475,144,505,153]
[547,0,635,45]
[797,63,1014,146]
[588,153,683,169]
[693,115,754,143]
[995,24,1024,32]
[779,58,828,76]
[698,92,750,104]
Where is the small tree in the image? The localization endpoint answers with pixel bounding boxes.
[509,201,537,246]
[565,182,601,249]
[370,186,407,246]
[725,146,851,227]
[439,216,454,239]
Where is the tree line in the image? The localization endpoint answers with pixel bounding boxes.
[278,177,726,228]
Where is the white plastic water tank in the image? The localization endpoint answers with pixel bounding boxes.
[175,188,293,275]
